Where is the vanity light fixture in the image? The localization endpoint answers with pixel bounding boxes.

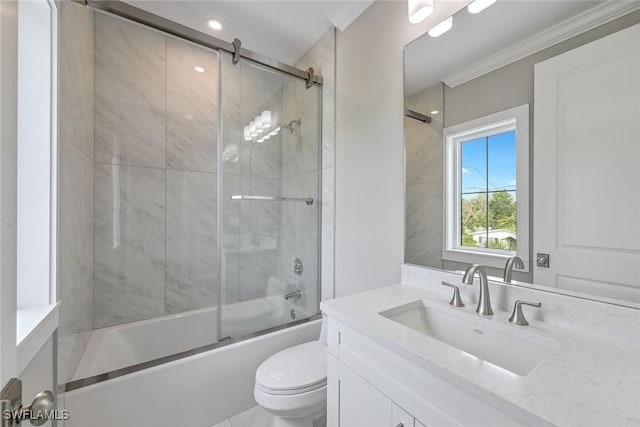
[428,16,453,37]
[467,0,496,14]
[207,19,223,31]
[408,0,433,24]
[261,110,272,128]
[244,111,275,142]
[269,127,280,137]
[194,66,205,73]
[255,116,264,132]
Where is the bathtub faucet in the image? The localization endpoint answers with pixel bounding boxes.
[284,289,302,300]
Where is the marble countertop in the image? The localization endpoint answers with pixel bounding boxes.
[321,284,640,426]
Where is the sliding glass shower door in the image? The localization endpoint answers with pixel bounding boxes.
[220,54,321,339]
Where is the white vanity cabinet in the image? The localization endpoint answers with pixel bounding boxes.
[326,317,550,427]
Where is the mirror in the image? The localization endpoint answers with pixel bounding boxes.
[404,1,640,306]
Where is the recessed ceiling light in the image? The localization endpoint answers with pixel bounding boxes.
[207,19,222,31]
[428,16,453,38]
[430,110,439,115]
[194,66,205,73]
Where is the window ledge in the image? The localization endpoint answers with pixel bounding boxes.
[17,303,59,374]
[443,249,530,272]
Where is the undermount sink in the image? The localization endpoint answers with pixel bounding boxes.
[379,300,557,376]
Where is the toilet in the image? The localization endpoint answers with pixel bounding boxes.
[254,324,327,427]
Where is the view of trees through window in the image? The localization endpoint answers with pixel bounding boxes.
[460,130,517,251]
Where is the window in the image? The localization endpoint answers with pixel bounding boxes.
[16,0,58,351]
[443,105,529,270]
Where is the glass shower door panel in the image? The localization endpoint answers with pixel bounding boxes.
[220,54,321,339]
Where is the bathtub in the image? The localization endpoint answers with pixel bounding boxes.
[63,318,321,427]
[72,295,313,381]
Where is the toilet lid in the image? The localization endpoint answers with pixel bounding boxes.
[256,341,327,393]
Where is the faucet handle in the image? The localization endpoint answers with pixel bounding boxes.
[509,300,542,326]
[441,281,465,307]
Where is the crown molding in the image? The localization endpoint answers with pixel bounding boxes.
[443,1,640,88]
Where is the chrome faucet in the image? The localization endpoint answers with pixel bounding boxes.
[462,264,493,316]
[503,256,525,283]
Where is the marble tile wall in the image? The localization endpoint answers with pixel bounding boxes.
[221,55,286,306]
[292,27,335,305]
[93,13,219,328]
[58,1,95,385]
[94,13,166,168]
[94,164,166,327]
[92,13,331,331]
[404,83,444,269]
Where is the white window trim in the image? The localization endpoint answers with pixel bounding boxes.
[443,104,530,271]
[15,0,59,371]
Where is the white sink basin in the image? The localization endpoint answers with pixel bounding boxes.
[379,300,557,376]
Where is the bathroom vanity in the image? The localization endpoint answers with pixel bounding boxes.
[321,265,640,427]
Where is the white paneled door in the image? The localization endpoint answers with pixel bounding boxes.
[534,23,640,302]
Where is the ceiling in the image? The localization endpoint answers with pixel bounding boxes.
[125,0,374,65]
[404,0,605,96]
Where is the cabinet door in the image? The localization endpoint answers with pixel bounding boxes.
[338,361,392,427]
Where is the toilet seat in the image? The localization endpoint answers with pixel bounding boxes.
[255,341,327,396]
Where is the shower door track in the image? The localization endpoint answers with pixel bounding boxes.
[62,314,321,393]
[74,0,323,86]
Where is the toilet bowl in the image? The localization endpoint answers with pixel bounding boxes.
[254,340,327,427]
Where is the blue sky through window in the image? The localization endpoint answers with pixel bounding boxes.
[461,130,516,194]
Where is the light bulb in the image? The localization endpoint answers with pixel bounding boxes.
[467,0,496,14]
[243,126,252,141]
[261,110,272,128]
[207,20,222,31]
[428,16,453,38]
[255,116,263,132]
[408,0,433,24]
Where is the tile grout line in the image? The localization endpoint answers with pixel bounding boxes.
[164,36,168,316]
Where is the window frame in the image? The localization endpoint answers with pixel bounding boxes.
[443,104,530,271]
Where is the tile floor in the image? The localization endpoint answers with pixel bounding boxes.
[211,406,274,427]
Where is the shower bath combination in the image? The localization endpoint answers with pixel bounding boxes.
[58,0,324,398]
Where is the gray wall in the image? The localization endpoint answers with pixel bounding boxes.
[335,1,465,297]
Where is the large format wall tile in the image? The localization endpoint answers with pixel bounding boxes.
[94,164,166,328]
[405,83,444,185]
[405,83,444,267]
[59,1,94,158]
[405,181,443,268]
[94,13,166,167]
[59,133,94,337]
[294,28,335,301]
[166,170,218,314]
[221,53,242,176]
[167,39,218,172]
[58,1,95,385]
